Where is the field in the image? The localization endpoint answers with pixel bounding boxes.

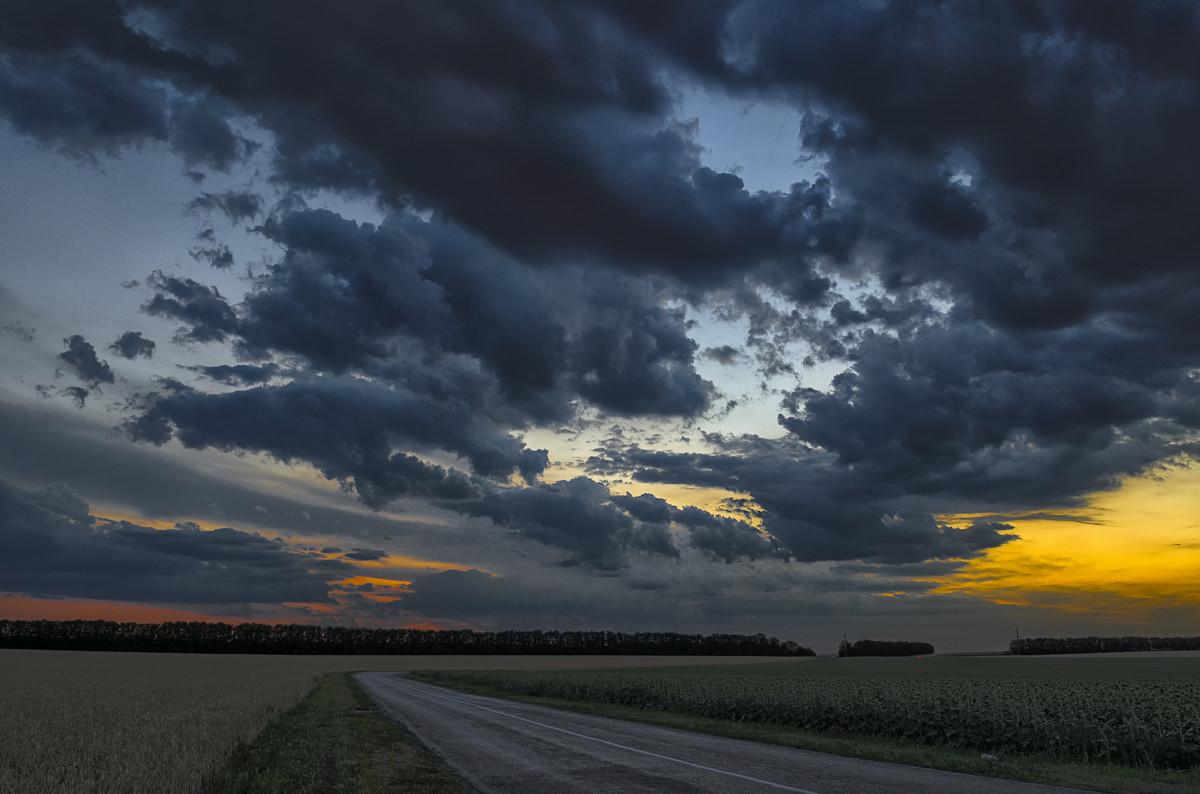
[6,649,1200,793]
[416,654,1200,784]
[0,649,788,794]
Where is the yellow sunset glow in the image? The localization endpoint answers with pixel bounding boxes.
[344,555,478,573]
[930,462,1200,620]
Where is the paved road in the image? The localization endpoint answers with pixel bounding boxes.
[355,672,1099,794]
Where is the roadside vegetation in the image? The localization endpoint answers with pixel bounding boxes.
[202,672,468,794]
[413,654,1200,794]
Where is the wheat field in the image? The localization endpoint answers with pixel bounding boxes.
[0,649,774,793]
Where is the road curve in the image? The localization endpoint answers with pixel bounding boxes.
[355,672,1099,794]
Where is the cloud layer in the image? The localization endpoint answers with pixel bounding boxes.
[4,1,1200,609]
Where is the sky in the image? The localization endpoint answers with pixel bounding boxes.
[2,1,1199,654]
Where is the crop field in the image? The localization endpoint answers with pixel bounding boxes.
[0,649,782,793]
[418,654,1200,771]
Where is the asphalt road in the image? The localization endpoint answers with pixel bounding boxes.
[355,672,1100,794]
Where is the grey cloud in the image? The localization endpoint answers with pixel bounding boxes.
[0,399,448,551]
[342,547,387,562]
[58,335,113,385]
[188,190,264,224]
[703,345,747,366]
[143,272,239,344]
[455,477,647,570]
[110,331,156,360]
[186,363,279,386]
[611,491,779,563]
[3,1,858,283]
[125,376,540,507]
[673,505,781,563]
[167,95,249,171]
[2,321,35,342]
[61,386,89,408]
[0,477,353,604]
[190,243,234,270]
[0,52,168,158]
[605,442,1020,565]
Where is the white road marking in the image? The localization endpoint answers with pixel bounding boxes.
[388,676,822,794]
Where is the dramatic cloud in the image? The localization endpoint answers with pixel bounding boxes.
[4,1,1200,642]
[0,477,353,604]
[125,376,533,507]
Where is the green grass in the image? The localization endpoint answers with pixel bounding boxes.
[202,672,470,794]
[410,656,1200,794]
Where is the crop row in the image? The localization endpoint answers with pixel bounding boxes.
[421,670,1200,769]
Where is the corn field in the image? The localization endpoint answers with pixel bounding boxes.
[421,668,1200,769]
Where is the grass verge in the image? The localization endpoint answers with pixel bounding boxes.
[203,672,470,794]
[408,671,1200,794]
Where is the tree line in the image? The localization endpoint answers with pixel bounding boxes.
[1009,635,1200,655]
[837,638,935,657]
[0,619,815,656]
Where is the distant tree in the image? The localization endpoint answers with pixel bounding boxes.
[1009,635,1200,655]
[0,620,816,656]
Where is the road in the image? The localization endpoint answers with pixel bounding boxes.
[355,672,1099,794]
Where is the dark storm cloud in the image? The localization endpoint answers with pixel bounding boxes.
[342,547,387,562]
[1,0,856,283]
[0,52,169,158]
[125,376,540,507]
[166,95,249,171]
[58,334,113,385]
[5,0,1200,573]
[234,208,711,420]
[110,331,155,360]
[726,1,1200,328]
[598,442,1018,565]
[0,399,447,550]
[454,477,668,570]
[783,325,1163,481]
[0,476,353,604]
[143,272,239,344]
[610,491,780,563]
[568,272,709,415]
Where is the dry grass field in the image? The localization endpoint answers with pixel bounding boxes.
[0,649,781,793]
